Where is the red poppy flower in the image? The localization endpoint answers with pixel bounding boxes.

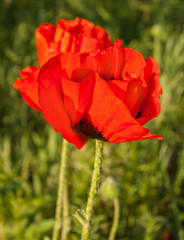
[35,17,111,66]
[14,18,111,112]
[37,40,162,149]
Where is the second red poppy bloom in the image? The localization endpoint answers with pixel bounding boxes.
[13,17,111,111]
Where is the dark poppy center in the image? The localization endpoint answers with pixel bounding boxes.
[76,114,106,141]
[135,112,142,119]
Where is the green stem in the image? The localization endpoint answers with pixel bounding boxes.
[61,182,71,240]
[108,198,120,240]
[81,140,104,240]
[52,139,68,240]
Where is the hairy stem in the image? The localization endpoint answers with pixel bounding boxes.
[52,139,68,240]
[81,140,104,240]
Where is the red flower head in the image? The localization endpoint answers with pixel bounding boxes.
[35,17,111,66]
[13,18,111,111]
[37,40,162,149]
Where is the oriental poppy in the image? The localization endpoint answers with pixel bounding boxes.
[37,40,162,149]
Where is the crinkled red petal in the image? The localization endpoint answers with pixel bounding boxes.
[87,74,159,143]
[35,23,58,66]
[38,54,93,149]
[82,40,146,83]
[35,17,111,66]
[13,66,41,111]
[137,57,162,125]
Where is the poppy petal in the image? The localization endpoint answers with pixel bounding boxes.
[136,95,161,125]
[124,78,148,118]
[56,17,110,41]
[35,17,111,66]
[38,55,89,149]
[120,47,146,81]
[87,74,157,143]
[35,23,58,66]
[13,66,41,111]
[107,79,128,102]
[83,40,146,82]
[61,73,95,116]
[83,40,124,80]
[137,58,162,125]
[144,57,162,96]
[140,132,162,140]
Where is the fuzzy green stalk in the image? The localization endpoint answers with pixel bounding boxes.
[61,182,71,240]
[108,198,120,240]
[52,139,68,240]
[81,140,104,240]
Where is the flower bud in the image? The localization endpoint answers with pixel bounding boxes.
[101,177,121,199]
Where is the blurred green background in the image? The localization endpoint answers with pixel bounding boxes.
[0,0,184,239]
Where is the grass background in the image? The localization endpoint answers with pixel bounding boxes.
[0,0,184,239]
